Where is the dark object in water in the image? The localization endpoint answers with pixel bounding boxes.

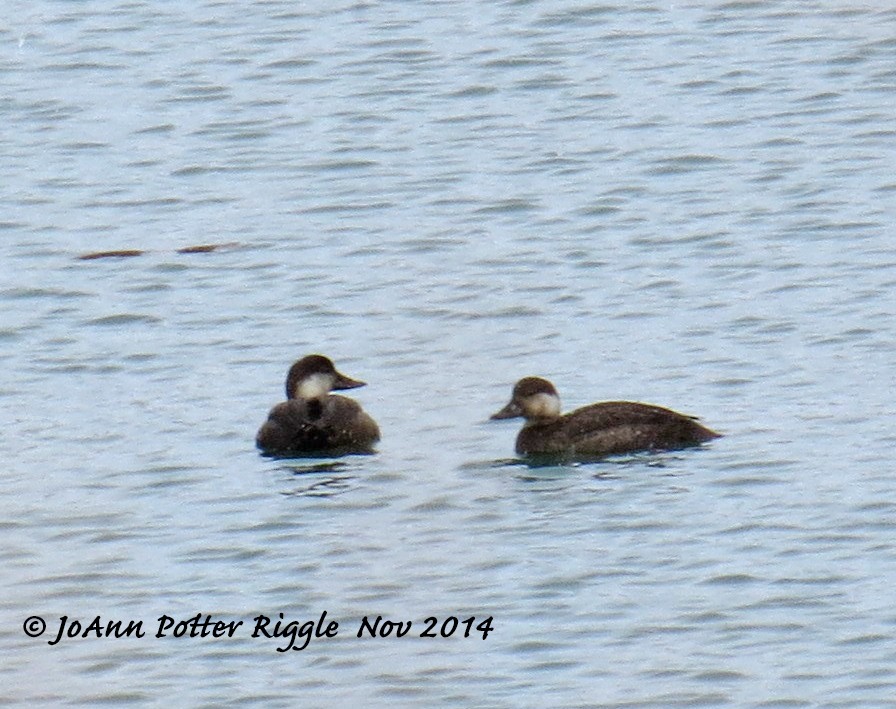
[176,243,238,254]
[257,355,380,457]
[77,242,239,260]
[77,250,145,260]
[491,376,721,458]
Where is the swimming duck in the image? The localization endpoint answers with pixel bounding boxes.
[491,376,720,458]
[256,355,380,456]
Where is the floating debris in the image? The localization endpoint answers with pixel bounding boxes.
[77,250,145,260]
[77,243,239,260]
[176,242,239,254]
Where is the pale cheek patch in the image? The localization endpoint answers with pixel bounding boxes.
[297,373,332,399]
[526,393,561,418]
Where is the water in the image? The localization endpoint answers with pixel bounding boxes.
[2,1,896,706]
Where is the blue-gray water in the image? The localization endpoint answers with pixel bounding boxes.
[3,1,896,706]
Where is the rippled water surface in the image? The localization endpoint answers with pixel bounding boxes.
[3,1,896,706]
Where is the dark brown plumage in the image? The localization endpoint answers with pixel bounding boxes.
[491,377,720,458]
[256,355,379,457]
[256,396,380,456]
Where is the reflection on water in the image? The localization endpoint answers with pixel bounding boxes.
[460,445,717,485]
[279,475,355,499]
[277,460,352,475]
[269,459,357,497]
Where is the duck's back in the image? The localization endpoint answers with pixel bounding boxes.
[256,395,380,456]
[516,401,720,457]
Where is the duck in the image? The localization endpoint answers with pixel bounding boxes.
[491,376,720,458]
[256,355,380,456]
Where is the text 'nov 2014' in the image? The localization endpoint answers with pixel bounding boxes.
[24,612,495,652]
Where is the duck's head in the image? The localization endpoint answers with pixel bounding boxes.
[285,354,366,400]
[491,376,562,421]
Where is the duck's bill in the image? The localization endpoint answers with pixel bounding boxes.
[490,401,522,420]
[333,372,366,390]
